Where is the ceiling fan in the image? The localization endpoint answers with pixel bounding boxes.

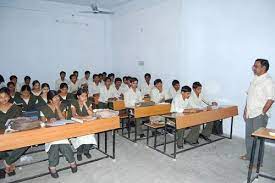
[79,0,114,15]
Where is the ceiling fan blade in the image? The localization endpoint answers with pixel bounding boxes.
[98,10,114,15]
[79,10,95,13]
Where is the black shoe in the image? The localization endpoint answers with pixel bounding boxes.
[199,134,211,142]
[77,154,82,161]
[0,169,6,179]
[184,140,199,146]
[48,168,59,179]
[177,144,183,149]
[7,170,16,177]
[139,134,145,138]
[84,152,92,159]
[152,131,161,136]
[70,165,78,173]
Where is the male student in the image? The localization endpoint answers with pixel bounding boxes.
[55,71,69,90]
[68,74,80,94]
[166,80,181,100]
[89,74,101,96]
[108,73,115,89]
[98,77,116,107]
[124,77,145,138]
[121,76,131,94]
[140,73,154,97]
[21,76,31,88]
[73,71,79,80]
[113,78,124,99]
[79,71,92,87]
[9,75,20,92]
[170,86,200,148]
[189,82,218,142]
[150,79,166,104]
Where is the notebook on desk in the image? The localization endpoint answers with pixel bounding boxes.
[136,101,155,107]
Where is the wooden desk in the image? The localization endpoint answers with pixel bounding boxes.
[0,116,120,152]
[163,105,238,129]
[133,103,171,118]
[247,128,275,183]
[109,100,126,111]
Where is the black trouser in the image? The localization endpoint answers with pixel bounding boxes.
[77,144,91,155]
[0,147,29,165]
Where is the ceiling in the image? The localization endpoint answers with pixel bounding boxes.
[45,0,134,9]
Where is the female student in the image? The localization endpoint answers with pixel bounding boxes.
[59,83,75,102]
[40,90,77,178]
[0,75,5,89]
[14,85,38,112]
[70,88,97,161]
[0,87,28,177]
[32,80,41,96]
[36,83,50,110]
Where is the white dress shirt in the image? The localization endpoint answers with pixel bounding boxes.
[121,83,130,94]
[124,88,143,108]
[68,80,80,94]
[140,81,154,96]
[166,87,181,100]
[55,78,69,90]
[99,85,116,103]
[189,92,211,108]
[246,73,275,118]
[88,82,101,95]
[113,86,123,98]
[170,93,192,113]
[79,77,92,86]
[150,87,166,104]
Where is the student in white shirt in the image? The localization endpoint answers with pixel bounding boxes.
[73,71,79,80]
[0,75,6,89]
[69,74,80,94]
[55,71,69,91]
[9,75,20,92]
[108,73,115,89]
[241,59,274,165]
[98,77,116,108]
[20,76,31,89]
[166,80,181,101]
[113,78,124,99]
[170,86,200,148]
[140,73,154,97]
[89,74,101,96]
[79,71,92,87]
[190,82,218,142]
[124,77,145,138]
[121,76,131,94]
[150,79,166,104]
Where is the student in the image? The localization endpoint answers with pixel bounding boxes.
[58,83,75,103]
[9,75,20,92]
[32,80,41,96]
[102,72,107,82]
[7,82,20,103]
[20,76,31,89]
[166,80,181,100]
[40,90,77,178]
[108,73,115,89]
[79,71,91,87]
[0,87,29,176]
[0,75,5,89]
[73,71,79,80]
[140,73,153,97]
[36,83,50,110]
[121,76,131,94]
[98,77,116,107]
[69,74,80,94]
[190,82,218,142]
[113,78,124,99]
[55,71,69,90]
[70,88,97,161]
[170,86,200,148]
[89,74,101,96]
[14,85,38,112]
[124,78,145,138]
[150,79,166,104]
[98,73,104,86]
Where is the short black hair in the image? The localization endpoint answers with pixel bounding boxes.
[7,82,15,87]
[60,71,66,76]
[256,58,269,71]
[108,73,115,78]
[60,83,68,89]
[24,76,31,82]
[73,71,78,74]
[154,79,162,86]
[172,80,180,86]
[10,75,17,81]
[115,78,122,83]
[47,90,59,103]
[41,83,50,89]
[0,75,4,83]
[93,74,98,79]
[104,77,111,82]
[70,74,76,80]
[76,88,88,96]
[32,80,40,87]
[98,73,103,77]
[130,77,138,83]
[21,85,31,93]
[144,73,151,78]
[181,86,191,93]
[0,87,9,95]
[102,72,107,76]
[85,71,90,75]
[192,82,202,89]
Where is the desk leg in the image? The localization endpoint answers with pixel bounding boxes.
[173,129,177,160]
[105,132,108,154]
[146,126,149,146]
[164,118,167,153]
[230,117,234,139]
[154,128,157,149]
[97,133,100,149]
[128,116,131,139]
[134,119,137,142]
[256,138,265,174]
[247,137,257,183]
[112,130,116,159]
[121,119,124,136]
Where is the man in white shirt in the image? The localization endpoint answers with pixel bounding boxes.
[98,77,116,108]
[89,74,101,96]
[121,76,131,94]
[171,86,200,148]
[68,74,80,94]
[124,77,145,138]
[113,78,124,99]
[140,73,154,97]
[241,59,274,166]
[9,75,21,92]
[189,82,218,142]
[55,71,69,91]
[150,79,166,104]
[79,71,92,87]
[166,80,181,101]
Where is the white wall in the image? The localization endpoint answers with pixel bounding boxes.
[0,0,112,87]
[112,0,275,138]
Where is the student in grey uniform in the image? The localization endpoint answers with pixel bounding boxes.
[36,83,50,110]
[14,85,38,112]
